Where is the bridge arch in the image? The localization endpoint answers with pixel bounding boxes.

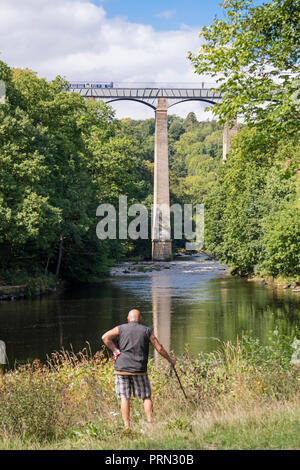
[105,97,156,110]
[168,98,217,109]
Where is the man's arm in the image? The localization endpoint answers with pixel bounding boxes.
[150,333,176,366]
[102,327,120,359]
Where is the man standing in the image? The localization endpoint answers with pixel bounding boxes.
[102,309,175,432]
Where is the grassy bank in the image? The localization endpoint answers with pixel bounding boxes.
[0,332,299,450]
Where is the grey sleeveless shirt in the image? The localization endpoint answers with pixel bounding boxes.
[114,322,152,373]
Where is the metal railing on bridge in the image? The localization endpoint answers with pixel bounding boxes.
[66,81,222,108]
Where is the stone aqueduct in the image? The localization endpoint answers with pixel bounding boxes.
[69,83,237,260]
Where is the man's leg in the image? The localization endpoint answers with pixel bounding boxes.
[115,375,131,429]
[143,397,152,423]
[121,397,130,427]
[132,375,153,423]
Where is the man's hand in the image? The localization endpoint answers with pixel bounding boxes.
[170,358,176,367]
[102,327,119,357]
[113,348,121,360]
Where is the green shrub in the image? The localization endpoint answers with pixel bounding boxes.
[262,207,300,277]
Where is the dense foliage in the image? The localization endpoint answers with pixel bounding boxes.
[0,62,149,283]
[110,114,223,254]
[0,66,223,284]
[190,0,300,278]
[204,128,300,276]
[1,0,299,284]
[189,0,300,136]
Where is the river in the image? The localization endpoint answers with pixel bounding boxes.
[1,254,299,367]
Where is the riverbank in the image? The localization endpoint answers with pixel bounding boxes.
[228,266,300,294]
[2,251,298,301]
[0,332,299,450]
[0,273,61,300]
[247,276,300,293]
[175,252,299,295]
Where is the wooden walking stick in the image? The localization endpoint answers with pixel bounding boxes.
[170,364,188,400]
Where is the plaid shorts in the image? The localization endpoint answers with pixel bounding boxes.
[115,374,151,399]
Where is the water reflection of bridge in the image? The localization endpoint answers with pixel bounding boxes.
[151,274,171,364]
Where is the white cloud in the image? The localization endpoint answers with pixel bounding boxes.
[156,10,176,19]
[0,0,215,120]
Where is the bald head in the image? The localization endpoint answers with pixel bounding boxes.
[127,309,142,323]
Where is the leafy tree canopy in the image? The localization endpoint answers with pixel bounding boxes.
[189,0,300,136]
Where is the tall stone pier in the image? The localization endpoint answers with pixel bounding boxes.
[152,98,172,261]
[223,119,238,162]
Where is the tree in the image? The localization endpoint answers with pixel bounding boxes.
[183,112,199,132]
[0,61,150,281]
[189,0,300,136]
[203,126,300,276]
[262,206,300,276]
[0,65,62,269]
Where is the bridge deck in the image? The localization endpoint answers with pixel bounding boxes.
[68,84,222,108]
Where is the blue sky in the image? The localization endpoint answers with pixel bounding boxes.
[89,0,226,30]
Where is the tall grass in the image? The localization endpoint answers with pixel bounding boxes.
[0,331,299,449]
